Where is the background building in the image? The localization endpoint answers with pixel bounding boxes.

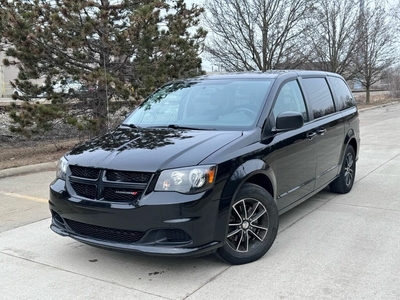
[0,51,18,97]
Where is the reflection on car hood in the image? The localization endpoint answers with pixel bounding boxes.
[66,128,243,172]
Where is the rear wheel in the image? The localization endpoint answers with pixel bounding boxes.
[217,183,278,265]
[330,145,356,194]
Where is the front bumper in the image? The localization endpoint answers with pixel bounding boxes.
[49,179,228,257]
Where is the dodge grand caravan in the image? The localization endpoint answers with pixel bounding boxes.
[49,71,360,264]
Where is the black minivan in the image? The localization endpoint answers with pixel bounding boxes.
[49,71,360,264]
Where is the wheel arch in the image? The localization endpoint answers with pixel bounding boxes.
[221,159,276,206]
[246,173,274,200]
[343,128,359,162]
[347,137,358,159]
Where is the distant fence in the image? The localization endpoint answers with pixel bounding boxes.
[352,90,391,103]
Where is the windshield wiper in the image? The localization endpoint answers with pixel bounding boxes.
[120,123,139,129]
[148,124,215,130]
[168,124,196,130]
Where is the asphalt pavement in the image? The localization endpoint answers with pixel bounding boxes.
[1,103,400,299]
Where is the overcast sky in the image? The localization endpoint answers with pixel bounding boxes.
[184,0,211,71]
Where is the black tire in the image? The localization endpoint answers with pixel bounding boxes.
[330,145,356,194]
[217,183,279,265]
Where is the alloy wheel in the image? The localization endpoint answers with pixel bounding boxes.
[344,152,354,186]
[227,198,269,253]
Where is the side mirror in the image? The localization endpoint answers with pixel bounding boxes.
[273,111,304,132]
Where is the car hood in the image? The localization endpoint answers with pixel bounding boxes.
[65,128,243,172]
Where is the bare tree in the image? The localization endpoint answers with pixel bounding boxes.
[387,65,400,98]
[302,0,360,80]
[357,1,396,103]
[203,0,312,72]
[385,0,400,30]
[388,0,400,97]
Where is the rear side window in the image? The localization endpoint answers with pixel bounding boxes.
[302,78,335,119]
[328,77,355,110]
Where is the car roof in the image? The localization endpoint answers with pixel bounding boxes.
[191,70,341,81]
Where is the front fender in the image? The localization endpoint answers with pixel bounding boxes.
[215,158,276,245]
[220,159,276,211]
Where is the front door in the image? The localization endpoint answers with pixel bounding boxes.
[268,80,318,211]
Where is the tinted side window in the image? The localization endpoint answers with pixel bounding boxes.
[302,78,335,119]
[273,80,308,122]
[328,77,355,110]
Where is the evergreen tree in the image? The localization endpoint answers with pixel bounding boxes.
[0,0,206,136]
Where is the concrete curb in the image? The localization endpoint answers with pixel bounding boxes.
[0,101,399,179]
[0,161,57,179]
[358,101,399,112]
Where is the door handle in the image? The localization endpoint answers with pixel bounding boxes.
[317,128,326,135]
[307,132,317,140]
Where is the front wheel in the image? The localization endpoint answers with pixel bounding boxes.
[217,183,279,265]
[330,145,356,194]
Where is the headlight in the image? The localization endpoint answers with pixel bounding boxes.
[155,165,217,194]
[56,157,68,180]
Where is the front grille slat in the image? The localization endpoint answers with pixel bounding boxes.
[65,219,145,243]
[70,182,97,199]
[105,170,152,183]
[69,166,100,179]
[67,165,152,203]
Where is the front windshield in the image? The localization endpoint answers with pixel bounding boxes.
[124,79,273,130]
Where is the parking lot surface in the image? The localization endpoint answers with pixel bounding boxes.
[1,103,400,299]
